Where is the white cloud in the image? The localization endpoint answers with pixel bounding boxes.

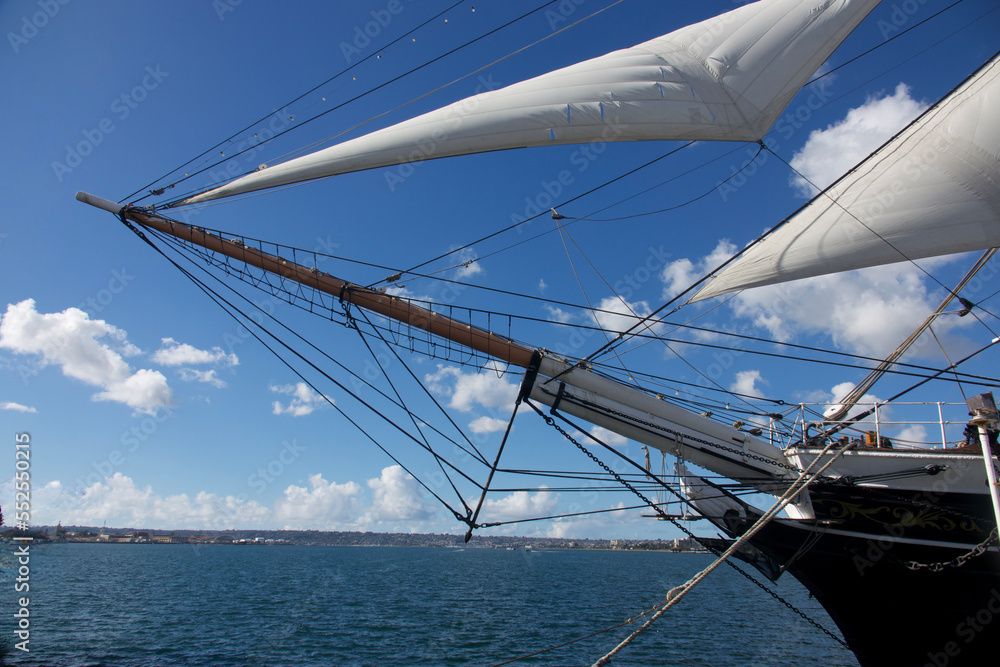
[365,466,433,523]
[152,337,238,367]
[790,83,927,196]
[544,295,665,341]
[478,488,558,524]
[893,424,929,450]
[270,382,331,417]
[177,368,226,389]
[178,368,227,389]
[92,369,176,414]
[273,474,362,529]
[545,305,574,324]
[0,299,172,414]
[33,474,271,529]
[17,468,662,538]
[425,362,519,414]
[468,416,509,434]
[812,381,882,423]
[669,240,965,361]
[25,469,431,532]
[730,370,766,398]
[1,401,36,413]
[730,261,960,359]
[662,240,737,299]
[449,247,483,279]
[543,501,644,539]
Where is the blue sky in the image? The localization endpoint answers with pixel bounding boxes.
[2,0,999,539]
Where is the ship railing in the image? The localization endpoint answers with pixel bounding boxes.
[775,401,973,451]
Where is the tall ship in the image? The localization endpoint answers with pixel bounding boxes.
[76,1,1000,665]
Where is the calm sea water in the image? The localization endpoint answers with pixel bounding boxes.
[0,543,858,666]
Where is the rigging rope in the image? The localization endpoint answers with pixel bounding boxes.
[464,393,523,540]
[127,215,490,523]
[135,214,1000,391]
[520,398,850,652]
[351,305,476,518]
[590,438,853,666]
[124,0,470,204]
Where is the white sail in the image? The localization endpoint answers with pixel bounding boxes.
[183,0,880,205]
[692,54,1000,302]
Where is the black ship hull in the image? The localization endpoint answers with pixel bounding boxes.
[746,510,999,667]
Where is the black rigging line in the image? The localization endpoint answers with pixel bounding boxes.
[157,1,567,207]
[147,226,495,469]
[399,141,751,282]
[135,221,494,501]
[150,218,1000,396]
[522,398,849,649]
[351,306,477,517]
[348,306,490,465]
[793,0,970,95]
[569,144,765,222]
[124,1,471,204]
[155,284,471,526]
[393,1,989,284]
[395,141,696,277]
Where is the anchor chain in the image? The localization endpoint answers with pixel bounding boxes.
[905,527,998,572]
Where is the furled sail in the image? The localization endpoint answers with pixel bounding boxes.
[183,0,880,205]
[692,54,1000,302]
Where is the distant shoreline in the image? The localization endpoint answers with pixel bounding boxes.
[1,525,708,552]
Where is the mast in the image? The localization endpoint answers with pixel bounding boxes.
[76,191,800,496]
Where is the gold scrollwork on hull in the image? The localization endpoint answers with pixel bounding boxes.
[814,498,982,534]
